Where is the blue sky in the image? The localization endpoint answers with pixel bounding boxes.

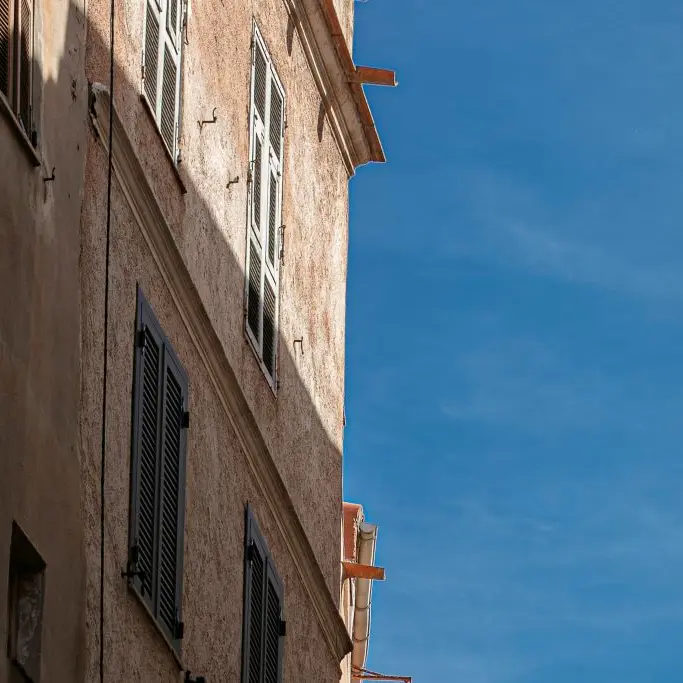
[343,2,683,681]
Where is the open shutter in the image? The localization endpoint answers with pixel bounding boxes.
[130,294,165,609]
[0,0,10,98]
[157,347,188,646]
[17,0,30,130]
[143,0,160,109]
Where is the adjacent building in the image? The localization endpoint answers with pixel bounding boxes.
[0,0,394,681]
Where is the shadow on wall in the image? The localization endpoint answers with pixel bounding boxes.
[78,0,347,597]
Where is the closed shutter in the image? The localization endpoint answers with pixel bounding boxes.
[130,298,164,609]
[242,508,284,683]
[0,0,10,98]
[245,26,284,386]
[143,0,182,160]
[17,0,30,129]
[129,289,188,652]
[157,348,187,644]
[263,565,284,683]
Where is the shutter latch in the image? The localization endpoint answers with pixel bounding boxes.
[181,410,190,429]
[279,619,287,637]
[246,541,255,563]
[279,224,286,264]
[174,619,185,640]
[121,544,147,593]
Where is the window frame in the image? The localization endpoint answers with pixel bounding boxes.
[127,286,189,657]
[141,0,184,163]
[244,22,286,393]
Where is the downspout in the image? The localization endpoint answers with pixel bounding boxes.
[351,522,378,676]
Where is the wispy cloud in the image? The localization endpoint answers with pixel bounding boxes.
[445,167,683,302]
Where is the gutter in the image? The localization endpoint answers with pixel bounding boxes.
[351,522,378,675]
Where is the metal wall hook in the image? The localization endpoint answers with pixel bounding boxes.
[226,175,239,189]
[198,107,218,131]
[43,167,55,183]
[185,672,206,683]
[293,337,304,356]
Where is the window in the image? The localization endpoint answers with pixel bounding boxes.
[0,0,34,136]
[241,507,285,683]
[245,24,285,387]
[7,522,45,683]
[127,287,189,653]
[142,0,184,161]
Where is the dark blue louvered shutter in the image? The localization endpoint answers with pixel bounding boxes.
[129,290,165,611]
[242,508,284,683]
[157,345,188,648]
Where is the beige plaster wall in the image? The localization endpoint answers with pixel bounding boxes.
[79,162,342,681]
[333,0,355,53]
[84,0,350,598]
[0,0,88,681]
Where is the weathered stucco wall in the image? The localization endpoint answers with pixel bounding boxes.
[84,0,350,596]
[79,0,356,679]
[79,155,342,681]
[0,1,88,681]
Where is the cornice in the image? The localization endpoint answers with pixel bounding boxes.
[283,0,385,175]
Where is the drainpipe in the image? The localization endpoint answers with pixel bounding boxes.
[351,522,378,676]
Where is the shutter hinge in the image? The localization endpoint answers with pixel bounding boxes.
[181,410,190,429]
[141,62,145,81]
[246,541,255,563]
[279,619,287,637]
[174,619,185,640]
[137,326,147,349]
[247,165,253,185]
[279,224,286,264]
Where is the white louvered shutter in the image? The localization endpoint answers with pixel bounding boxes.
[143,0,182,161]
[246,27,284,385]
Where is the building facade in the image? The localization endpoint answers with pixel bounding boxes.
[0,0,390,681]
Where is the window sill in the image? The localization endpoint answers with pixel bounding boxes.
[0,94,41,168]
[126,580,184,670]
[139,94,187,195]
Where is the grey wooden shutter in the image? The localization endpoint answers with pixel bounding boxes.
[242,508,284,683]
[244,538,265,683]
[263,564,284,683]
[129,289,188,651]
[17,0,30,129]
[157,346,188,645]
[0,0,10,98]
[143,1,160,107]
[130,292,165,610]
